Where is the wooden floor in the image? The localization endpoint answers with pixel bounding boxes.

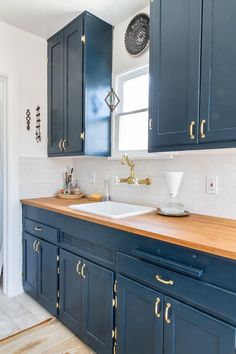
[0,285,95,353]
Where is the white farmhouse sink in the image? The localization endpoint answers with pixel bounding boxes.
[69,201,156,219]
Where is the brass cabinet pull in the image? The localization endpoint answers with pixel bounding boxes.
[165,303,171,324]
[76,261,81,275]
[36,241,40,253]
[154,297,161,318]
[62,139,67,151]
[80,132,85,141]
[189,121,195,140]
[200,119,206,138]
[81,263,86,278]
[33,240,37,251]
[58,139,63,151]
[34,226,42,232]
[156,275,174,286]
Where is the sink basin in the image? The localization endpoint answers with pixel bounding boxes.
[69,201,156,219]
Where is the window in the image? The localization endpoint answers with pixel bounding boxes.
[113,65,149,156]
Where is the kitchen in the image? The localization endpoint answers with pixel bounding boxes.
[0,0,236,353]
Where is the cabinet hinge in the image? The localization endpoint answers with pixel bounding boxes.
[57,255,59,262]
[56,302,60,309]
[114,280,117,294]
[57,290,60,298]
[80,131,85,141]
[57,267,60,274]
[81,35,86,44]
[149,118,153,130]
[112,296,118,308]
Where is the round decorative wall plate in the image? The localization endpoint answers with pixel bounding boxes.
[125,13,150,56]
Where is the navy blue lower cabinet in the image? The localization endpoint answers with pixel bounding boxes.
[81,259,114,354]
[164,297,236,354]
[116,275,164,354]
[23,233,58,316]
[23,233,38,300]
[37,238,58,316]
[59,249,83,337]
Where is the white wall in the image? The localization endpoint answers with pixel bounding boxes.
[0,21,72,296]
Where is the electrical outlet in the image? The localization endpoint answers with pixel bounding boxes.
[206,175,219,194]
[89,172,96,184]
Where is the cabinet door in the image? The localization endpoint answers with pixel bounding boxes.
[37,239,58,316]
[116,275,163,354]
[81,259,114,354]
[149,0,202,151]
[164,297,236,354]
[48,31,64,155]
[59,249,83,337]
[200,0,236,145]
[63,18,83,154]
[23,233,38,300]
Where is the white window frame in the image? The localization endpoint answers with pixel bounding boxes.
[112,65,149,158]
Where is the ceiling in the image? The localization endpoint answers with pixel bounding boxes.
[0,0,149,39]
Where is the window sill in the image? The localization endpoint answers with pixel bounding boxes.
[108,153,175,160]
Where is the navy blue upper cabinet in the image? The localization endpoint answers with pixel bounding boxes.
[149,0,236,152]
[117,275,164,354]
[149,0,202,151]
[200,0,236,145]
[164,297,236,354]
[48,32,64,155]
[48,12,112,157]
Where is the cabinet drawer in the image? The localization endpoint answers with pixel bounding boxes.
[117,252,236,325]
[24,218,59,244]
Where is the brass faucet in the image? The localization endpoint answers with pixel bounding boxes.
[117,154,151,186]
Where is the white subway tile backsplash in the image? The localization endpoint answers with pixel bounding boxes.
[73,153,236,220]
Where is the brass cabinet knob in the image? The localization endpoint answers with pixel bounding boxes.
[189,121,195,140]
[200,119,206,138]
[155,297,161,318]
[33,240,37,252]
[165,303,171,324]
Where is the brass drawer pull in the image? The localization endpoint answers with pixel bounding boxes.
[76,261,81,275]
[165,303,171,324]
[34,226,42,232]
[81,263,86,278]
[155,297,161,318]
[189,121,195,140]
[200,119,206,138]
[156,275,174,286]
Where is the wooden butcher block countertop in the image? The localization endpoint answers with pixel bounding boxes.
[21,197,236,260]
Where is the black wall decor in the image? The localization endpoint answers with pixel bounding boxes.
[36,106,41,143]
[125,13,150,56]
[26,109,31,131]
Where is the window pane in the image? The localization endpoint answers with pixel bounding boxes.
[123,74,149,112]
[118,111,148,151]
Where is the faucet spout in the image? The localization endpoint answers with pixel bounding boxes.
[117,154,151,186]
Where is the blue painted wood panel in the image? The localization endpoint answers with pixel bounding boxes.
[149,0,202,151]
[59,248,83,337]
[23,233,38,300]
[164,297,236,354]
[37,238,58,316]
[81,258,114,354]
[117,275,164,354]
